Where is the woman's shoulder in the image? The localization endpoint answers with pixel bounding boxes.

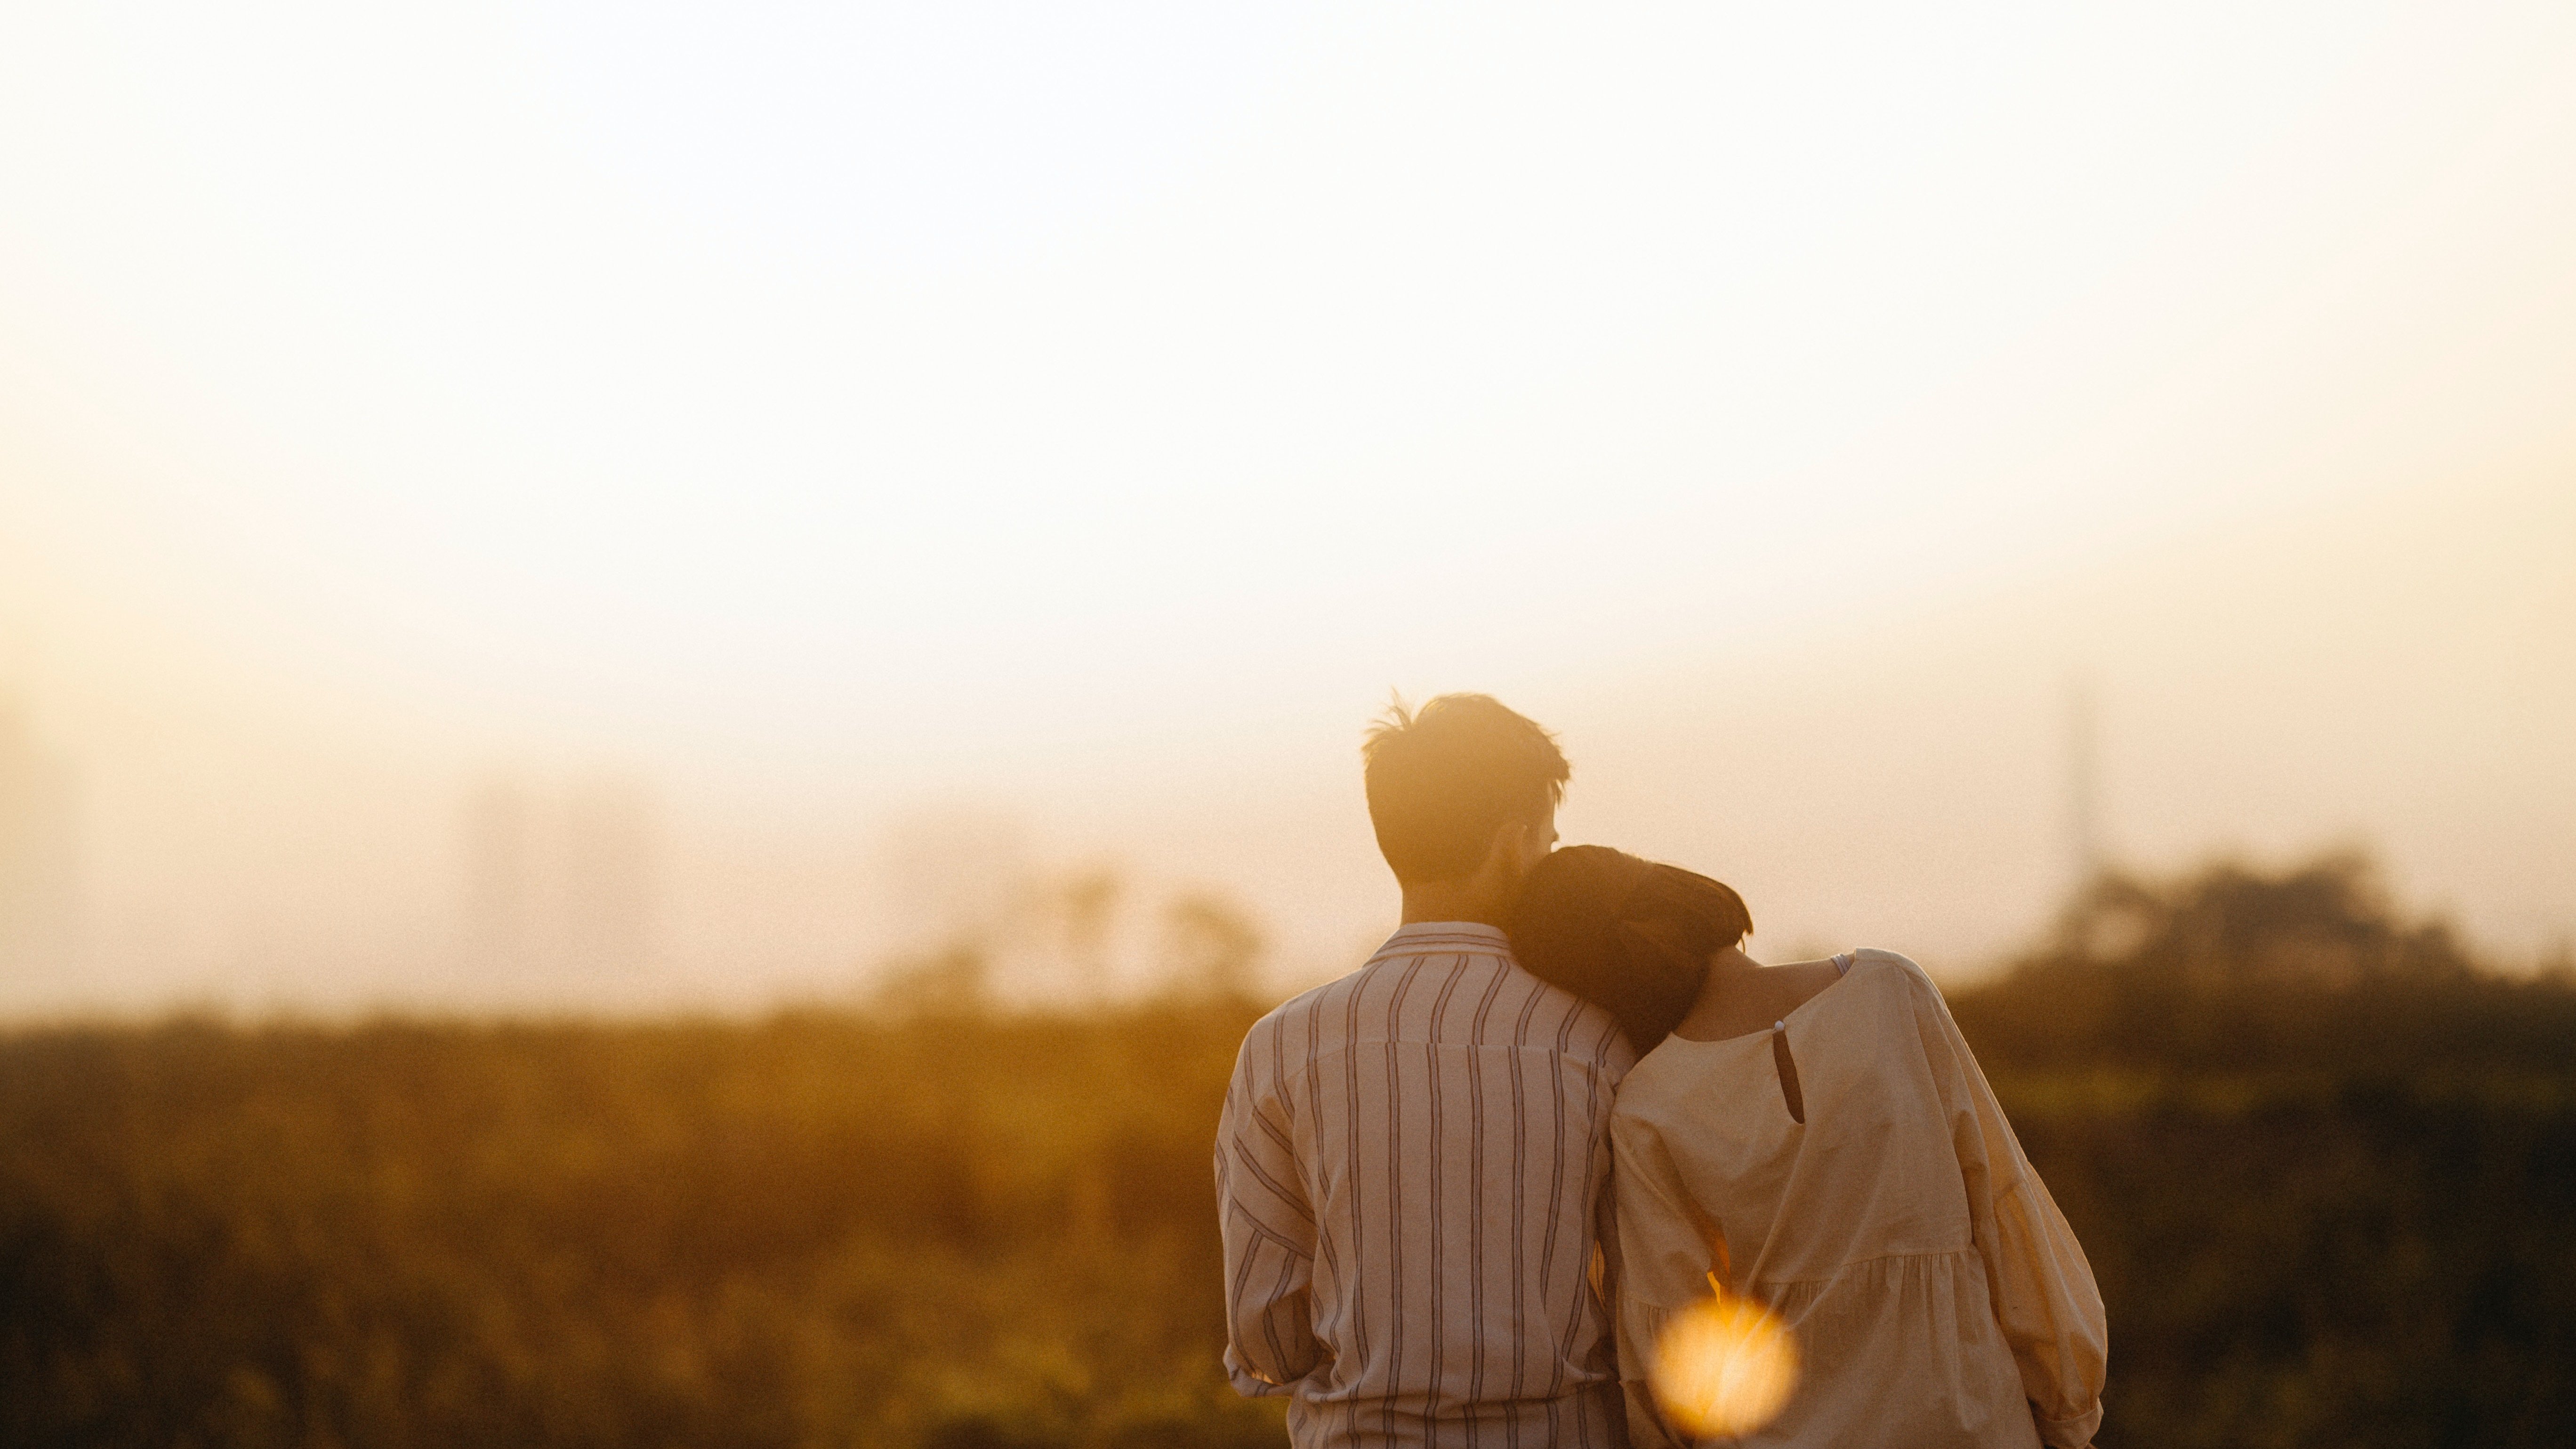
[1846,947,1939,995]
[1839,951,1988,1068]
[1834,950,1967,1035]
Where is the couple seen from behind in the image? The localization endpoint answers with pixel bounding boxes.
[1216,694,2107,1448]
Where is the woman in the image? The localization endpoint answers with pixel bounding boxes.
[1509,846,2107,1449]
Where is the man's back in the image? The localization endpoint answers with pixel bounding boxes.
[1217,922,1638,1449]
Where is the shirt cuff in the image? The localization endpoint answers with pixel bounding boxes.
[1224,1357,1300,1399]
[2034,1400,2102,1449]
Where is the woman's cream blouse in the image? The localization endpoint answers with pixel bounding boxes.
[1610,950,2107,1449]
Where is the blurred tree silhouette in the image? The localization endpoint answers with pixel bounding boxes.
[1159,893,1264,1003]
[872,942,998,1018]
[1955,852,2576,1075]
[1056,868,1126,994]
[2052,849,2472,984]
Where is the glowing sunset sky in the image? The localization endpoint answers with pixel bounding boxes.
[1,2,2569,1012]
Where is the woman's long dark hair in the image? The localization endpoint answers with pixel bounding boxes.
[1507,845,1755,1055]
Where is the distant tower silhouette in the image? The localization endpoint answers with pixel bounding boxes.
[2064,675,2104,886]
[0,695,80,977]
[461,776,535,976]
[458,773,659,990]
[556,781,657,981]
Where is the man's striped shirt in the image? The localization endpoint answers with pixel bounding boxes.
[1216,921,1639,1449]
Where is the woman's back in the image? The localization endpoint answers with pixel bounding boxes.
[1610,950,2105,1449]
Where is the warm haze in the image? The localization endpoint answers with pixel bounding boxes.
[1,1,2570,1014]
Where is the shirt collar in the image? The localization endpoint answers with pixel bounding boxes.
[1379,920,1513,951]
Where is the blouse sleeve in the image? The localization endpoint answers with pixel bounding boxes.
[1912,969,2109,1449]
[1609,1109,1720,1449]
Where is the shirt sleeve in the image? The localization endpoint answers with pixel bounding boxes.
[1609,1109,1720,1449]
[1215,1023,1324,1398]
[1913,970,2110,1449]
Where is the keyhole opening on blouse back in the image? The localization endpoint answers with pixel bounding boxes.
[1771,1027,1806,1125]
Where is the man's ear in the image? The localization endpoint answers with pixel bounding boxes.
[1457,819,1519,894]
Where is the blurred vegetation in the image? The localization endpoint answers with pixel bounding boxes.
[2,853,2570,1448]
[0,998,1281,1449]
[1950,854,2576,1449]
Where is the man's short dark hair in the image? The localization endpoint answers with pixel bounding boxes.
[1361,693,1569,885]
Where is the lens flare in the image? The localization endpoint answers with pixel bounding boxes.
[1650,1286,1801,1440]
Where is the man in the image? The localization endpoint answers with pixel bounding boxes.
[1216,694,1638,1448]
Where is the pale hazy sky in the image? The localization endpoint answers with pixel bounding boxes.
[1,2,2570,1013]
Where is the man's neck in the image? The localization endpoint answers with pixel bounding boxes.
[1399,880,1506,927]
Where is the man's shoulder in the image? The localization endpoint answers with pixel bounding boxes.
[1236,944,1630,1079]
[1237,958,1385,1053]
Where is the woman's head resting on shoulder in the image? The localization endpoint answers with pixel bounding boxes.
[1507,845,1754,1055]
